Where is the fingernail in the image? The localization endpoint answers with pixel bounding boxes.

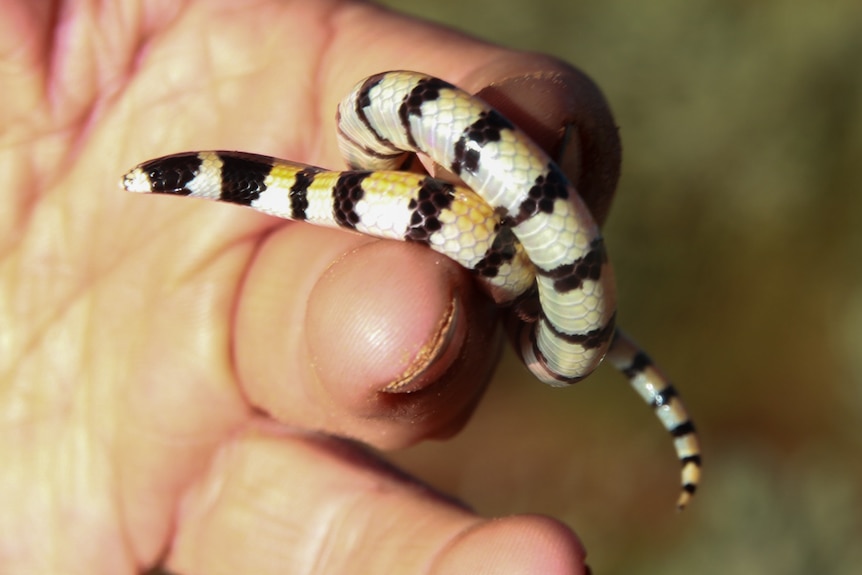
[474,72,570,156]
[465,60,621,227]
[382,292,464,393]
[555,121,583,187]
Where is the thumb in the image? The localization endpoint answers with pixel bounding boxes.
[233,223,502,449]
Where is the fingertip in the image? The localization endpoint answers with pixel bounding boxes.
[461,54,622,226]
[305,238,502,446]
[237,226,501,448]
[170,427,588,575]
[434,515,588,575]
[307,240,468,397]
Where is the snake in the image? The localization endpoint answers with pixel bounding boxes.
[121,70,701,509]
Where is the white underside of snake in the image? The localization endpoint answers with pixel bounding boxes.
[122,71,701,509]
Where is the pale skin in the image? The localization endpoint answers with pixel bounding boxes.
[0,0,621,573]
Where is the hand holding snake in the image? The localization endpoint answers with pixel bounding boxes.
[0,0,697,573]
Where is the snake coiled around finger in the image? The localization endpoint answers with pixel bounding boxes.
[122,70,702,509]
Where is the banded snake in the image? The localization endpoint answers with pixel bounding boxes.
[122,71,702,509]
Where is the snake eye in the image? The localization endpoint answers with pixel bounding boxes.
[148,167,177,192]
[141,154,200,194]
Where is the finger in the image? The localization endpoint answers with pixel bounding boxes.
[166,423,588,575]
[318,4,622,223]
[463,55,622,227]
[235,6,621,447]
[0,1,54,124]
[235,223,502,449]
[0,0,54,229]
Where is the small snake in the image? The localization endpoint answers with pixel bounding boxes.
[122,71,701,509]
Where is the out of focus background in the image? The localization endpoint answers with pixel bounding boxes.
[377,1,862,573]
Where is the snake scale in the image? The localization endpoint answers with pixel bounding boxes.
[122,71,702,509]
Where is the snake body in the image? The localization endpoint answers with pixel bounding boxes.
[122,71,701,508]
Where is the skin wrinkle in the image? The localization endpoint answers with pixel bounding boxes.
[302,237,374,395]
[428,517,486,575]
[40,0,61,110]
[305,0,344,166]
[61,6,122,162]
[226,228,276,403]
[46,1,98,140]
[1,255,88,414]
[298,443,466,574]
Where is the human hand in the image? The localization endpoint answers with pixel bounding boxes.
[0,1,620,573]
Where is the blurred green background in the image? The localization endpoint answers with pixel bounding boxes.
[376,1,862,573]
